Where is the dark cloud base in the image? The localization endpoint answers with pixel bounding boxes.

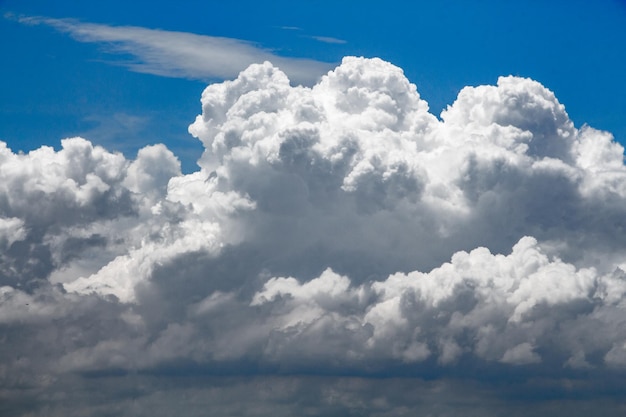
[4,373,626,417]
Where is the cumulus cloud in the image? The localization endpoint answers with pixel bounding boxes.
[15,15,334,85]
[3,56,626,415]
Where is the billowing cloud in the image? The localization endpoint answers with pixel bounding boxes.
[3,57,626,415]
[15,15,334,85]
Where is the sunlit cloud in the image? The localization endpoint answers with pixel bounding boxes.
[2,56,626,416]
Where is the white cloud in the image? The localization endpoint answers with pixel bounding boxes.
[17,15,334,85]
[3,56,626,415]
[310,35,347,44]
[0,217,26,248]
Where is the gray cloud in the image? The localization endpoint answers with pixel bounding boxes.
[3,57,626,415]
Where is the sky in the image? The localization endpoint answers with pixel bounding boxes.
[1,1,626,416]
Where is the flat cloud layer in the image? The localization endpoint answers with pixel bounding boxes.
[3,57,626,416]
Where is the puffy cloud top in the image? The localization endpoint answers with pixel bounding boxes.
[3,57,626,415]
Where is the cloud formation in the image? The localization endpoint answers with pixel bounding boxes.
[3,57,626,415]
[310,35,347,44]
[16,15,334,85]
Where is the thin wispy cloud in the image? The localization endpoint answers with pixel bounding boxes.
[279,25,302,31]
[310,35,347,44]
[16,15,334,85]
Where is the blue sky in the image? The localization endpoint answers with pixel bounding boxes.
[4,1,626,416]
[2,0,625,172]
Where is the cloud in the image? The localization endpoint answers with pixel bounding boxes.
[16,15,334,85]
[3,57,626,415]
[310,35,347,44]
